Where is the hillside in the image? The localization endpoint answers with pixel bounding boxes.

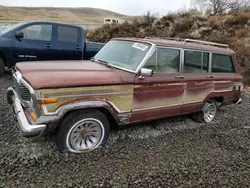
[0,6,141,24]
[87,11,250,84]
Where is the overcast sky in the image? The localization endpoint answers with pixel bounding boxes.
[0,0,191,15]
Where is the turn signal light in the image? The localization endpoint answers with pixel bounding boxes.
[40,98,58,104]
[25,109,38,121]
[29,111,38,121]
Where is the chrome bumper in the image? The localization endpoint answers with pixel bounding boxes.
[235,98,243,105]
[7,87,46,138]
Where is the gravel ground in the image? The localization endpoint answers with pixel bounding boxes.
[0,72,250,188]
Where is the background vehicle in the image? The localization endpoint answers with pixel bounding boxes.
[0,21,105,76]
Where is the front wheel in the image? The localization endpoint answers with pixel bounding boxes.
[192,100,217,123]
[54,109,110,153]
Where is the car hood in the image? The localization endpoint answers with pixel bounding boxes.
[15,60,135,89]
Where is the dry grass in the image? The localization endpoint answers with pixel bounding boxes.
[0,6,141,24]
[208,12,250,21]
[87,10,250,84]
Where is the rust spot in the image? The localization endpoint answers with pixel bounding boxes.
[55,97,105,110]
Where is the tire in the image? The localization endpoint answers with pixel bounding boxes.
[0,58,5,77]
[54,109,110,154]
[192,100,217,123]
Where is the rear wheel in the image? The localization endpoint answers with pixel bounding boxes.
[0,58,5,77]
[192,100,217,123]
[54,109,110,153]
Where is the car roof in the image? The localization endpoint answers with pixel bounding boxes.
[20,21,81,28]
[112,37,235,55]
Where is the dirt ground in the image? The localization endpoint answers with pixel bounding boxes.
[0,72,250,188]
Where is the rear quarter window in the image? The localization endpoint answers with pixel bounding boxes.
[212,54,235,73]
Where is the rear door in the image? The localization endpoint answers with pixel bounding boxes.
[181,50,214,113]
[131,47,185,122]
[53,25,83,60]
[12,23,54,63]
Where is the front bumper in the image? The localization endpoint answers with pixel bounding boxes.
[7,87,46,138]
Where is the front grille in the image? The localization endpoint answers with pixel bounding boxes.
[19,82,31,101]
[13,75,31,101]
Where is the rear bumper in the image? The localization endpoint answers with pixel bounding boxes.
[7,87,46,138]
[235,98,243,105]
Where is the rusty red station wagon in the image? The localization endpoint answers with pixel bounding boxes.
[7,37,243,153]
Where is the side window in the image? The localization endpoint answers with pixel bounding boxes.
[212,54,235,73]
[184,50,209,73]
[157,48,180,73]
[57,26,79,43]
[143,50,157,72]
[143,47,180,74]
[21,24,52,41]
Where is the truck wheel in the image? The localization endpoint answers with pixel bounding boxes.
[0,58,5,76]
[54,109,110,154]
[192,100,217,123]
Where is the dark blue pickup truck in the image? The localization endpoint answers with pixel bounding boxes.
[0,21,105,76]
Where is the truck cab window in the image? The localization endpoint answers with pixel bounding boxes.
[57,26,79,43]
[21,24,52,41]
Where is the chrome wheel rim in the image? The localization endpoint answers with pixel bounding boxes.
[66,118,104,153]
[203,101,217,123]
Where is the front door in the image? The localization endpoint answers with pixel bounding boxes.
[12,23,55,63]
[131,47,185,123]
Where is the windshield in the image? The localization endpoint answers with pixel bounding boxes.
[0,22,25,36]
[93,40,152,72]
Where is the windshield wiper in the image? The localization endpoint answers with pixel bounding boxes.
[91,58,112,67]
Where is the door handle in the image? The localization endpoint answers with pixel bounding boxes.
[45,43,53,48]
[75,45,81,50]
[175,76,185,79]
[206,75,214,79]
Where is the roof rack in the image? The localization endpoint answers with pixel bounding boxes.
[144,37,229,49]
[184,38,229,48]
[144,37,184,41]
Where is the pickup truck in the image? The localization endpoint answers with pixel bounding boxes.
[0,21,105,76]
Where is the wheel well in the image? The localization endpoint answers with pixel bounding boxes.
[0,52,7,66]
[210,97,224,106]
[59,107,118,130]
[96,107,118,129]
[211,97,223,102]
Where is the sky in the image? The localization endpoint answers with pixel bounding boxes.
[0,0,191,16]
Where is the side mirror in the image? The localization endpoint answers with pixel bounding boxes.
[15,31,24,40]
[140,68,153,77]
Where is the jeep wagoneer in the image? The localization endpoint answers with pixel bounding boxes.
[7,37,243,153]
